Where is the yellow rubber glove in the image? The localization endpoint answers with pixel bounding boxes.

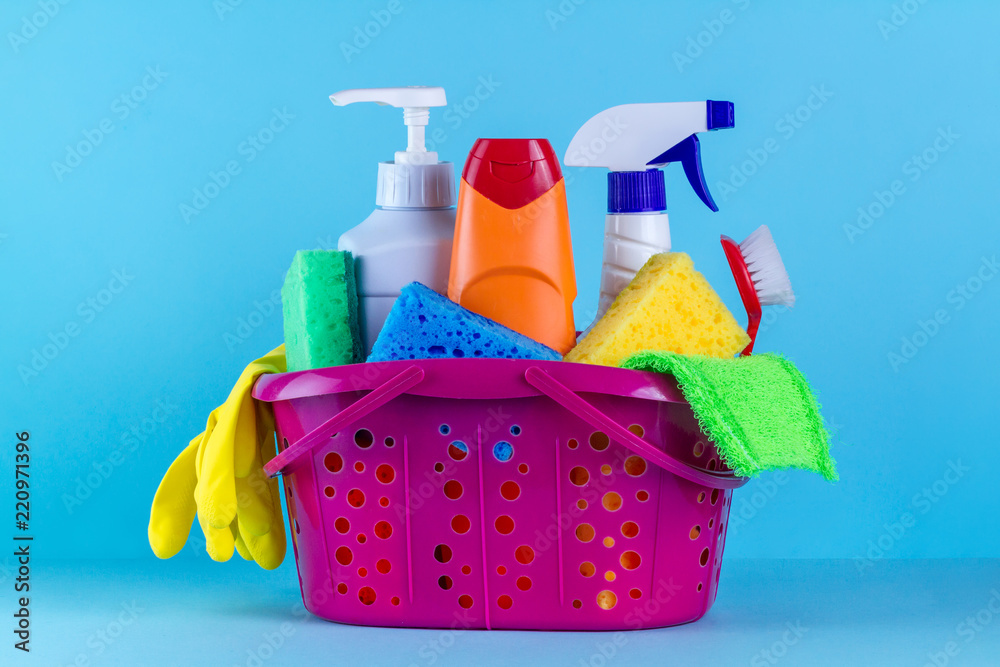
[149,345,287,569]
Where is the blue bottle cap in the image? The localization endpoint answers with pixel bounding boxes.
[607,170,666,214]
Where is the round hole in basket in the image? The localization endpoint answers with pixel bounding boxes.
[567,438,579,450]
[376,559,391,574]
[439,424,450,435]
[602,492,623,511]
[596,591,617,610]
[461,565,471,575]
[580,562,595,578]
[690,525,701,540]
[337,583,348,595]
[711,489,720,505]
[518,463,529,474]
[355,429,374,449]
[347,489,365,508]
[510,425,522,436]
[354,461,365,473]
[357,534,367,544]
[323,486,335,498]
[374,521,392,539]
[451,515,471,534]
[438,576,453,590]
[358,586,376,605]
[569,467,589,486]
[697,582,704,592]
[708,518,714,529]
[708,458,718,471]
[628,424,644,436]
[514,545,534,564]
[448,441,468,461]
[629,588,642,600]
[384,436,395,447]
[379,496,390,507]
[324,452,343,473]
[433,544,452,563]
[637,490,649,502]
[621,521,639,538]
[605,571,616,582]
[334,517,350,534]
[697,491,706,503]
[603,537,615,548]
[459,595,474,609]
[335,546,352,566]
[577,499,588,510]
[572,599,582,609]
[376,464,395,484]
[620,551,641,570]
[516,576,532,591]
[589,431,610,451]
[358,567,368,578]
[693,441,705,457]
[497,595,513,610]
[497,565,507,575]
[699,548,710,567]
[391,596,400,606]
[493,441,513,462]
[600,464,612,475]
[444,480,463,500]
[624,456,647,476]
[500,481,520,501]
[434,462,445,473]
[495,515,514,535]
[575,524,595,543]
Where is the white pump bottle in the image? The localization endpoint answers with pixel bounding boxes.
[331,86,456,354]
[564,101,734,332]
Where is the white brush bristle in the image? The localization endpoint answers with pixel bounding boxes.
[739,225,796,307]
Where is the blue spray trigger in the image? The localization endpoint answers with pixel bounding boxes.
[648,134,719,212]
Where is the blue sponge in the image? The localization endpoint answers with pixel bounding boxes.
[367,282,562,363]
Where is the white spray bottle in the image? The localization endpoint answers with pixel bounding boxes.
[564,101,734,331]
[331,86,456,354]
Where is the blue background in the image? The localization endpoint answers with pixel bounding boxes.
[2,1,999,664]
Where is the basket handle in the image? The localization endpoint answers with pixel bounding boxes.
[263,365,425,477]
[524,366,749,490]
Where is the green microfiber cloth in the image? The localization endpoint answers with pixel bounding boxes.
[621,351,838,481]
[281,250,363,372]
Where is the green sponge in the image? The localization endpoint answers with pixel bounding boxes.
[281,250,363,372]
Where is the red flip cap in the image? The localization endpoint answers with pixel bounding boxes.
[461,138,563,210]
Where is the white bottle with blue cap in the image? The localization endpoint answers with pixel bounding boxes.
[564,101,734,332]
[331,86,457,354]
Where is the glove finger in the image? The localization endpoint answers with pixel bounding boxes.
[234,524,253,561]
[233,390,258,478]
[234,469,273,537]
[148,436,200,559]
[197,509,235,562]
[241,507,286,571]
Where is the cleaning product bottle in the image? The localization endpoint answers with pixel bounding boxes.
[331,86,457,354]
[448,138,576,354]
[564,101,734,331]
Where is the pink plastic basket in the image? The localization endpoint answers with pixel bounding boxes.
[255,358,748,631]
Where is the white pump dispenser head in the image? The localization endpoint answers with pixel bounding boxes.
[330,86,455,208]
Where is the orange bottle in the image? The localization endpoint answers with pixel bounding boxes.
[448,138,577,354]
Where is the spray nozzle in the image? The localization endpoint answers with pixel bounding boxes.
[564,101,734,213]
[330,86,447,165]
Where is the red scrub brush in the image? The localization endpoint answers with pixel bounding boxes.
[720,225,796,356]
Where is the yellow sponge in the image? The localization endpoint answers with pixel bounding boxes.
[566,252,750,367]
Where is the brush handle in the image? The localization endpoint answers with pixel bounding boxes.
[720,235,762,356]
